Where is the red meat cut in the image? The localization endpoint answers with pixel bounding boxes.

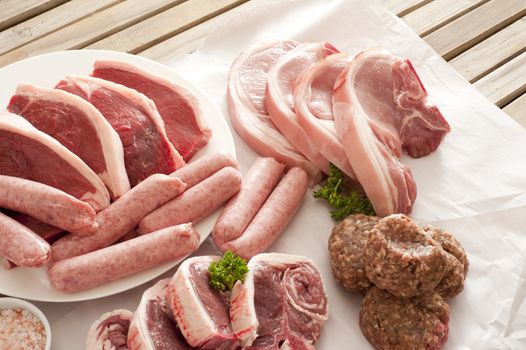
[92,59,211,161]
[7,83,130,198]
[56,75,184,186]
[0,112,110,211]
[230,253,328,349]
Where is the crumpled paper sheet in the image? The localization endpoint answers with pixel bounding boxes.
[166,0,526,348]
[43,0,526,348]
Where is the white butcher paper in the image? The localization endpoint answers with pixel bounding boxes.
[36,1,526,349]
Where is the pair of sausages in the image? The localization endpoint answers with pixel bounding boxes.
[51,173,187,261]
[51,153,239,261]
[212,158,308,259]
[139,154,241,233]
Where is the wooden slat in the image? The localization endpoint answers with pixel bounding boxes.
[403,0,489,37]
[0,0,67,31]
[380,0,432,17]
[424,0,526,60]
[0,0,185,68]
[87,0,247,54]
[139,0,251,63]
[503,94,526,128]
[474,51,526,107]
[0,0,122,55]
[450,17,526,82]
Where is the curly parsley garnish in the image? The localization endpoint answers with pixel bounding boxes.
[313,163,375,219]
[208,251,249,291]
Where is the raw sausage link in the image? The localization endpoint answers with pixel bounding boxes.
[213,157,285,249]
[48,223,200,293]
[0,212,50,267]
[140,167,242,233]
[51,174,186,261]
[222,167,308,259]
[0,175,97,235]
[170,152,238,188]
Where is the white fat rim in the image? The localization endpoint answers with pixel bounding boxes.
[0,112,110,210]
[14,83,130,197]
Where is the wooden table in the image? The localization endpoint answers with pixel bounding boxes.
[0,0,525,127]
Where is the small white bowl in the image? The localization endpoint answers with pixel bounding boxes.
[0,297,51,350]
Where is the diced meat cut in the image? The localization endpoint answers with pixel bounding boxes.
[227,40,323,184]
[7,83,130,198]
[92,59,211,161]
[167,256,239,349]
[294,53,355,179]
[266,42,340,174]
[336,48,450,159]
[128,279,195,350]
[0,112,109,211]
[56,75,184,186]
[333,53,417,216]
[230,253,328,349]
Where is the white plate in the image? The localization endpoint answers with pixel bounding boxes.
[0,50,235,302]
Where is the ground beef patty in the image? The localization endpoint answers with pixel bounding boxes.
[360,287,449,350]
[425,226,469,298]
[365,215,448,298]
[328,214,378,292]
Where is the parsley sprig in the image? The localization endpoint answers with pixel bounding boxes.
[313,164,375,219]
[208,251,249,291]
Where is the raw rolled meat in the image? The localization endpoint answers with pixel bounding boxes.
[221,167,308,259]
[333,51,418,216]
[56,75,184,186]
[86,309,133,350]
[139,167,241,233]
[0,112,109,211]
[167,256,239,349]
[7,83,130,198]
[128,279,195,350]
[92,59,211,161]
[170,152,238,189]
[0,175,97,235]
[213,157,285,249]
[0,212,50,267]
[48,223,200,293]
[266,42,339,174]
[336,48,450,158]
[227,40,322,184]
[294,53,355,179]
[51,174,186,261]
[230,253,328,349]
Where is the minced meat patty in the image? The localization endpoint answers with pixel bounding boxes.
[424,226,469,275]
[360,287,449,350]
[328,214,379,292]
[365,215,448,298]
[424,226,469,298]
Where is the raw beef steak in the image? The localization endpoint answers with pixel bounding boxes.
[56,75,184,186]
[8,83,130,198]
[230,253,328,349]
[0,112,109,211]
[92,59,211,161]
